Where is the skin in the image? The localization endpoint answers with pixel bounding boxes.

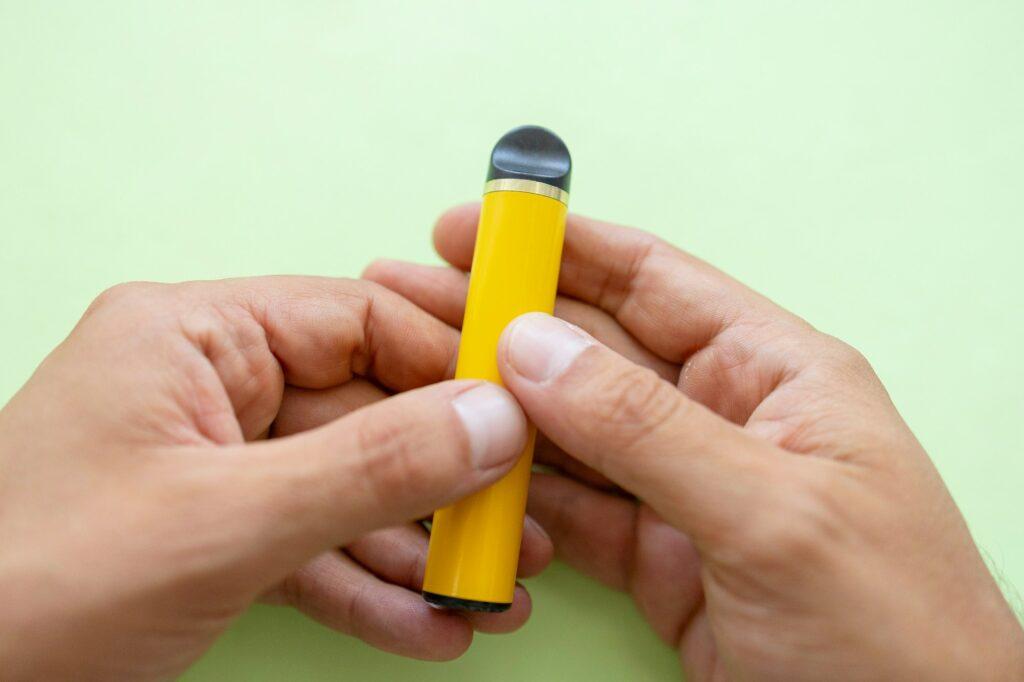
[2,210,1022,681]
[362,203,1024,681]
[0,276,554,681]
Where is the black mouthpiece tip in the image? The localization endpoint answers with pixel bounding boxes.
[486,125,571,192]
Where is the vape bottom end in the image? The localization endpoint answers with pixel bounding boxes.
[422,591,512,613]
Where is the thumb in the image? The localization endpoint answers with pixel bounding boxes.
[497,313,802,551]
[194,380,527,583]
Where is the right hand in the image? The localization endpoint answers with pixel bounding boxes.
[0,276,549,681]
[366,205,1024,681]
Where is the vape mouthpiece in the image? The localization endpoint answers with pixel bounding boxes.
[487,125,572,191]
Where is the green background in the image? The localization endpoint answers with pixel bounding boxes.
[2,2,1022,680]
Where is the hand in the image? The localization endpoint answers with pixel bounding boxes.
[365,205,1024,681]
[0,277,552,681]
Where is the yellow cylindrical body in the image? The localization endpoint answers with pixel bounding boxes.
[422,186,567,607]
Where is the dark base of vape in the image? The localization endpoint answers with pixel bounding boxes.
[422,591,512,613]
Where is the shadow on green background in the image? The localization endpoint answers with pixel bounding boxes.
[1,1,1021,679]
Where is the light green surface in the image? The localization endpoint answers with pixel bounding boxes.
[2,2,1022,680]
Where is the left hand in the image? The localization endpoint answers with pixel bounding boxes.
[364,204,1024,680]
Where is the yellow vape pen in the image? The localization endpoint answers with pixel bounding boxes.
[422,126,571,612]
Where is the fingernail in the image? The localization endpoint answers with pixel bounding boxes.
[524,515,551,544]
[362,258,396,275]
[452,383,527,469]
[505,313,594,383]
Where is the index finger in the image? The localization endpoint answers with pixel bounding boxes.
[433,204,808,364]
[192,276,459,391]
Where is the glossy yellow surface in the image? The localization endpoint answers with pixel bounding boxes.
[423,188,567,605]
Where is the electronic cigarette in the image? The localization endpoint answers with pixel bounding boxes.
[422,125,571,612]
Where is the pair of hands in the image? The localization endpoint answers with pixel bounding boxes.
[1,205,1021,680]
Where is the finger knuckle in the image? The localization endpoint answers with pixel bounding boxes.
[280,571,311,612]
[281,566,342,629]
[354,414,439,503]
[341,580,373,640]
[402,548,427,588]
[821,335,873,377]
[87,281,163,316]
[586,364,683,453]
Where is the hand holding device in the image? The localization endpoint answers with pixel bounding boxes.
[368,207,1024,681]
[0,277,548,680]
